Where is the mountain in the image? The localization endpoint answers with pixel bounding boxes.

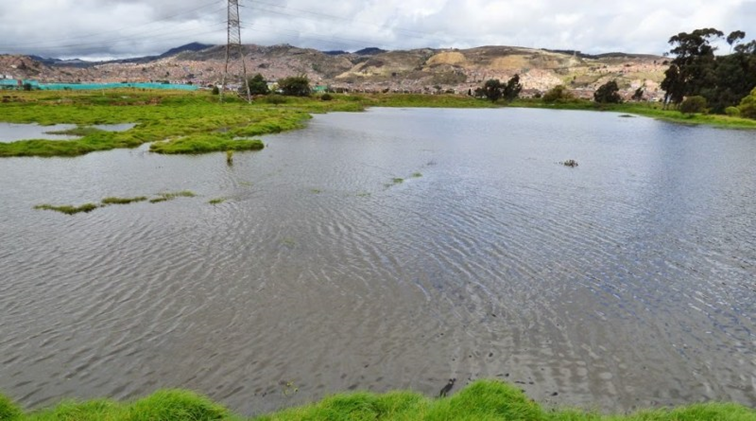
[0,43,667,99]
[158,42,214,59]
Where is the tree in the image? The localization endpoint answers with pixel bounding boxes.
[481,79,503,102]
[594,80,622,103]
[740,87,756,119]
[679,95,707,115]
[632,87,645,101]
[542,85,574,103]
[278,75,310,97]
[503,74,523,102]
[727,30,746,51]
[245,73,269,95]
[662,28,724,106]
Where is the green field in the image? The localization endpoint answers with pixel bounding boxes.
[1,90,754,158]
[2,380,754,421]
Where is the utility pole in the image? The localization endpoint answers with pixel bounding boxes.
[221,0,251,103]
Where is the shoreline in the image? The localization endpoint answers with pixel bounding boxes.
[1,90,754,159]
[2,380,754,420]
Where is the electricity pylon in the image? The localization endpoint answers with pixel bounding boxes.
[221,0,251,103]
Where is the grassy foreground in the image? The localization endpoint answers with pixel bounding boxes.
[1,90,754,158]
[1,380,754,421]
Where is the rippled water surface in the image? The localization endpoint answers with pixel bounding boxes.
[1,108,755,415]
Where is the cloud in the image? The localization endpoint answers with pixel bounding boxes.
[0,0,754,59]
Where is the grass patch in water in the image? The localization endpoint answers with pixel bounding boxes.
[411,172,423,178]
[150,135,264,154]
[3,380,756,420]
[150,191,197,203]
[34,203,99,215]
[45,126,106,137]
[101,196,148,205]
[208,198,226,205]
[392,178,404,184]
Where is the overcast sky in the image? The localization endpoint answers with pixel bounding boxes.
[1,0,755,60]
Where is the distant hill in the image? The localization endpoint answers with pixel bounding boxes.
[0,43,667,99]
[158,42,214,58]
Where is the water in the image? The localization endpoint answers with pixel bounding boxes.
[0,123,136,143]
[0,123,77,142]
[0,108,754,415]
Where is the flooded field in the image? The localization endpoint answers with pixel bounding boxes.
[0,108,754,416]
[0,123,78,142]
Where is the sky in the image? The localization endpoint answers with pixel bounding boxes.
[0,0,755,60]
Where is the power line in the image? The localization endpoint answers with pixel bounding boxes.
[221,0,251,102]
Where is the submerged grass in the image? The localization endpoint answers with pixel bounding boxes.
[151,191,197,203]
[34,191,196,214]
[44,126,107,137]
[101,196,148,205]
[2,380,755,421]
[33,203,99,215]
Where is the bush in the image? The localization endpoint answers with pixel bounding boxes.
[244,73,269,96]
[725,106,741,117]
[594,80,622,103]
[278,75,311,97]
[265,94,287,105]
[211,86,219,95]
[321,93,333,101]
[680,95,707,115]
[542,85,574,103]
[739,87,756,119]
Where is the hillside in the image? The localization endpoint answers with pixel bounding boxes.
[0,43,666,98]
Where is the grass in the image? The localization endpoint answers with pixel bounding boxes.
[1,90,754,159]
[44,126,107,137]
[34,192,196,214]
[411,172,423,178]
[33,203,99,215]
[2,380,755,421]
[150,191,197,203]
[101,196,148,205]
[209,198,226,205]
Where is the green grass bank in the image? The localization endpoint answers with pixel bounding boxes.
[1,380,754,421]
[1,90,754,158]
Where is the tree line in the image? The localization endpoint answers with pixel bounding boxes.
[661,28,756,117]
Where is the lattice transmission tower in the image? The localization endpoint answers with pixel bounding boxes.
[221,0,251,102]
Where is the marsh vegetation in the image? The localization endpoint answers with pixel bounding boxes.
[34,191,197,214]
[2,89,754,160]
[2,380,755,421]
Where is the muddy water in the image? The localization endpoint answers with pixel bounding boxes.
[0,108,755,415]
